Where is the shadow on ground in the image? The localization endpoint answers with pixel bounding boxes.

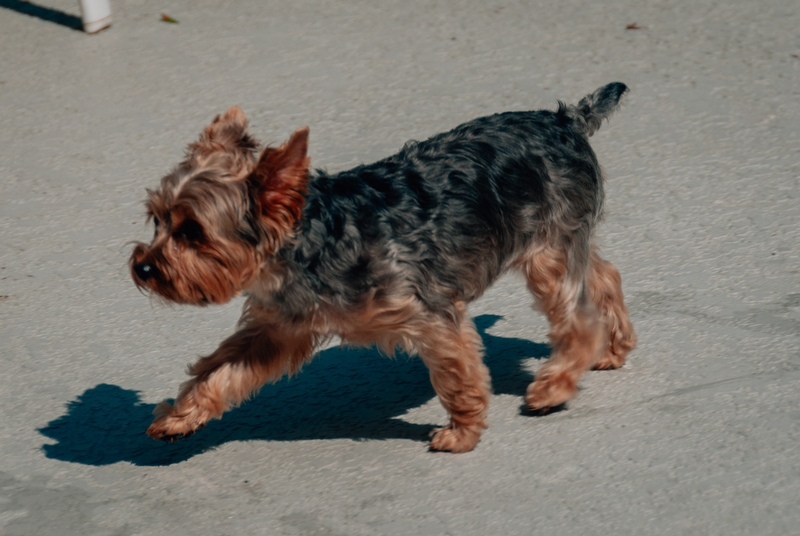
[0,0,83,30]
[39,315,548,466]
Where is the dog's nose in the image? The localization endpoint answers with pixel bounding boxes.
[134,262,157,282]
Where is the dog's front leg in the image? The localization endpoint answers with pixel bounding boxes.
[147,311,315,441]
[417,315,491,453]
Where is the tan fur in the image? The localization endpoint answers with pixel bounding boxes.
[516,246,605,411]
[514,245,636,411]
[147,303,317,440]
[131,104,637,453]
[251,127,311,253]
[586,247,637,369]
[185,106,258,182]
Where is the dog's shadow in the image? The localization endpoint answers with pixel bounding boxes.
[39,315,548,466]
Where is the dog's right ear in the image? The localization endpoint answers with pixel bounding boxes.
[187,106,259,162]
[250,127,310,251]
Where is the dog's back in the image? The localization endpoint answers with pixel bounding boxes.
[281,83,627,314]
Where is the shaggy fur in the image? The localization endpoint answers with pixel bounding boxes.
[130,83,636,453]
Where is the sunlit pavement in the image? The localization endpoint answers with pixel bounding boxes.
[1,1,798,534]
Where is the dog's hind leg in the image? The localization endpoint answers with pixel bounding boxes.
[518,244,607,412]
[586,247,636,370]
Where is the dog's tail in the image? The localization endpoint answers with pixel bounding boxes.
[559,82,628,137]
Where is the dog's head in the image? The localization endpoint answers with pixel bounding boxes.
[130,107,310,305]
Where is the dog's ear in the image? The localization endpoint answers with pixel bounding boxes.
[251,127,310,250]
[187,106,258,162]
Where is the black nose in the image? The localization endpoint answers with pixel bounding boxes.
[134,262,157,282]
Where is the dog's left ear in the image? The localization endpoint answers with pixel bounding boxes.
[184,106,259,180]
[251,127,310,250]
[191,106,257,154]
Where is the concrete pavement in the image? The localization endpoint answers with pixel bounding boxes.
[1,0,798,534]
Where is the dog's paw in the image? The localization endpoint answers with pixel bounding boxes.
[429,424,481,453]
[146,401,205,442]
[592,349,626,370]
[525,372,576,412]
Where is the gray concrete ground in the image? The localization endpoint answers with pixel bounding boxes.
[1,0,799,534]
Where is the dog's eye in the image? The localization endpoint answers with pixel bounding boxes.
[152,215,160,228]
[174,219,204,244]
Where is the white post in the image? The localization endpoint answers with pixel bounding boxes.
[78,0,112,33]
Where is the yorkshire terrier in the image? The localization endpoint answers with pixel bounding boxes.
[130,82,636,453]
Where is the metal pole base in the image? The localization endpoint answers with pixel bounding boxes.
[79,0,112,33]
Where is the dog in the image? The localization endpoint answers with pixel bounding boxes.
[130,83,636,453]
